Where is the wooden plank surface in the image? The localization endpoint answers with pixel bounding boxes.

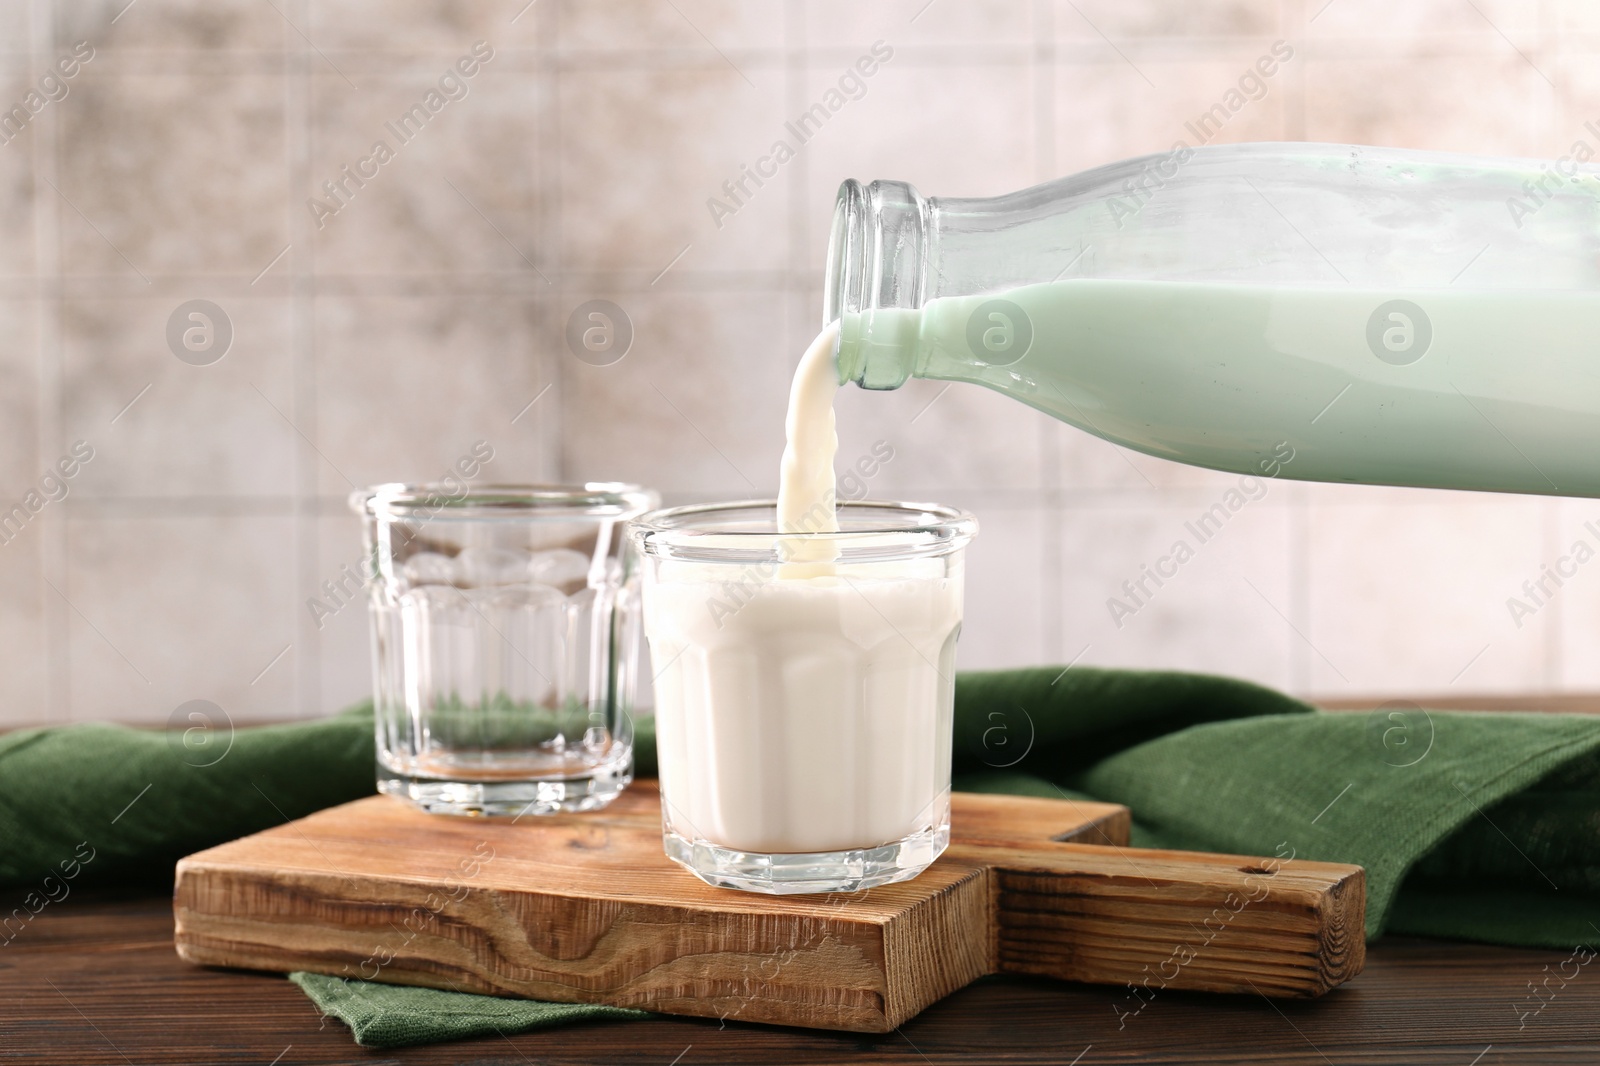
[173,784,1361,1031]
[5,890,1595,1065]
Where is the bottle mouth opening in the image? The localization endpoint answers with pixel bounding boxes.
[824,178,928,324]
[825,178,929,391]
[824,178,869,327]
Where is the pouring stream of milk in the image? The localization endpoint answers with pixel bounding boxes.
[775,321,842,568]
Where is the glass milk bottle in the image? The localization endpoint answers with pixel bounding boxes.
[827,142,1600,497]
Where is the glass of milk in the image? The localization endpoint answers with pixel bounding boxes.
[630,500,977,894]
[351,482,657,816]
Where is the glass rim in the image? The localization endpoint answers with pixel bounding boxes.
[350,481,658,521]
[628,498,977,558]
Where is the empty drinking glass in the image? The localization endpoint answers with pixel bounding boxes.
[351,483,658,816]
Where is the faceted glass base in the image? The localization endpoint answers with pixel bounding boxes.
[662,823,950,895]
[377,760,631,817]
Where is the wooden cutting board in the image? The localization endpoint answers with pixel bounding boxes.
[173,782,1364,1033]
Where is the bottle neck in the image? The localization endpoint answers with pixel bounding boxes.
[825,179,930,390]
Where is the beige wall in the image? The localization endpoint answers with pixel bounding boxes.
[0,0,1592,727]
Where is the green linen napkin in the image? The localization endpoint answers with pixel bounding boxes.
[4,667,1598,1049]
[0,708,372,892]
[289,972,647,1047]
[950,669,1600,947]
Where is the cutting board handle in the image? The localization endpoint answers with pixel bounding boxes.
[978,839,1365,1001]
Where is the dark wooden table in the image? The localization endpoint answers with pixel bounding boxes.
[2,888,1597,1065]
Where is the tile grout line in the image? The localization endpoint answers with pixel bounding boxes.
[1034,0,1064,663]
[787,0,807,403]
[34,0,69,725]
[537,2,561,483]
[287,0,319,718]
[779,0,796,482]
[1284,0,1310,696]
[786,0,803,336]
[1544,497,1562,690]
[1281,0,1307,141]
[1289,483,1311,696]
[17,37,1599,66]
[545,0,568,485]
[1539,0,1561,691]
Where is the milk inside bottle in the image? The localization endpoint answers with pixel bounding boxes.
[829,143,1600,497]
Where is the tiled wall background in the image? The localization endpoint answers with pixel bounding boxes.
[3,0,1597,728]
